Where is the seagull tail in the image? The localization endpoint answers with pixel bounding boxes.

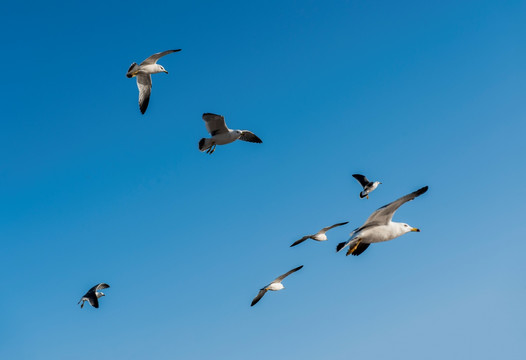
[199,138,213,152]
[126,62,139,78]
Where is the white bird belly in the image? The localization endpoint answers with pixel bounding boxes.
[267,283,284,291]
[360,225,402,243]
[312,234,328,241]
[139,64,162,74]
[212,132,239,145]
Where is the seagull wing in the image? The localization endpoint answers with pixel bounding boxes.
[87,295,99,308]
[290,236,311,247]
[140,49,181,65]
[202,113,229,135]
[251,289,268,306]
[137,74,152,114]
[239,131,262,143]
[352,174,370,188]
[272,265,304,283]
[95,283,110,291]
[363,186,429,226]
[319,221,349,234]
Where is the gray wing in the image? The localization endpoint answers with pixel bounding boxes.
[352,174,370,188]
[202,113,229,135]
[290,236,311,247]
[239,131,262,143]
[137,74,152,114]
[272,265,304,283]
[319,221,349,234]
[363,186,428,226]
[251,289,268,306]
[140,49,181,65]
[95,283,110,291]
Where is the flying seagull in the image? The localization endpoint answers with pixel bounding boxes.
[352,174,381,199]
[78,283,110,309]
[251,265,303,306]
[199,113,262,154]
[126,49,181,114]
[336,186,428,256]
[290,222,349,247]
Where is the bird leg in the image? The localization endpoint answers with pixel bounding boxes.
[366,195,369,199]
[208,144,216,154]
[346,240,361,256]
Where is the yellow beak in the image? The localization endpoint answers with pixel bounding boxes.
[411,228,420,232]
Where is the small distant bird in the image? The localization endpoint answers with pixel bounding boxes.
[290,222,349,247]
[336,186,428,256]
[126,49,181,114]
[251,265,303,306]
[199,113,262,154]
[78,283,110,309]
[352,174,381,199]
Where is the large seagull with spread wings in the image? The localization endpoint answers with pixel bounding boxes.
[199,113,262,154]
[336,186,428,256]
[126,49,181,114]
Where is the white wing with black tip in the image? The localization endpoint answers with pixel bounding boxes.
[272,265,303,284]
[137,74,152,114]
[319,221,349,234]
[290,236,311,247]
[140,49,181,65]
[364,186,429,226]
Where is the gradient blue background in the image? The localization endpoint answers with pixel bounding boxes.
[1,1,525,359]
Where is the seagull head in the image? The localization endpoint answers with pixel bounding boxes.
[96,291,106,298]
[401,223,420,233]
[157,65,168,74]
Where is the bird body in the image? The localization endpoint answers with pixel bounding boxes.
[266,283,284,291]
[337,186,428,256]
[199,113,262,154]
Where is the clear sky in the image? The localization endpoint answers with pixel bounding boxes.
[1,1,525,359]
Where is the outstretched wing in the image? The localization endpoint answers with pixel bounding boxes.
[363,186,428,226]
[251,289,268,306]
[239,131,262,143]
[137,74,152,114]
[290,236,311,247]
[95,283,110,291]
[140,49,181,65]
[352,174,370,188]
[319,221,349,234]
[202,113,229,136]
[272,265,303,283]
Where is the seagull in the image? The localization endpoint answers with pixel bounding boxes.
[352,174,381,199]
[251,265,303,306]
[78,283,110,309]
[199,113,262,154]
[336,186,428,256]
[126,49,181,114]
[290,222,349,247]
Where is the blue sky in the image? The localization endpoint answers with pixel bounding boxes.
[1,1,525,359]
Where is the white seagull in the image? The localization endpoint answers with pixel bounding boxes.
[78,283,110,309]
[251,265,303,306]
[199,113,262,154]
[352,174,382,199]
[336,186,428,256]
[126,49,181,114]
[290,222,349,247]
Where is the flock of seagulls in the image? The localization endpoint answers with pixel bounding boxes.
[78,49,429,309]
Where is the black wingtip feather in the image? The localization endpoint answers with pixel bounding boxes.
[336,242,346,252]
